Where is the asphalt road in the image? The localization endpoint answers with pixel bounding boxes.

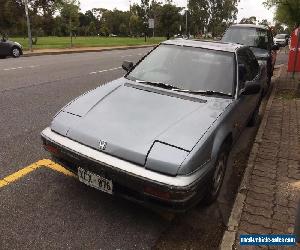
[0,48,288,249]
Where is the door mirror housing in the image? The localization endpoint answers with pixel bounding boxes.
[122,61,133,72]
[241,82,261,95]
[238,64,247,83]
[272,44,280,51]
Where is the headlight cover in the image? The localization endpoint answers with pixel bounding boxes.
[145,141,189,176]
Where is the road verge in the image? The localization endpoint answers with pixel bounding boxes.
[23,44,156,57]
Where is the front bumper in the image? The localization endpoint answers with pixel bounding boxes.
[41,128,212,212]
[274,40,286,46]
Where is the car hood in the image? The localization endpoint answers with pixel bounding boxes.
[250,47,270,60]
[51,78,232,167]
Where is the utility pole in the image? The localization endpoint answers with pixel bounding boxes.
[69,15,73,48]
[24,0,33,51]
[186,0,189,37]
[185,9,188,37]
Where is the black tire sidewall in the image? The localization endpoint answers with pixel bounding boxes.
[202,144,230,205]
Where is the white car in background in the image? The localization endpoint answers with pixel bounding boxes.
[274,34,289,47]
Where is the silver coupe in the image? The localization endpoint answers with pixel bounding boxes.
[41,39,266,212]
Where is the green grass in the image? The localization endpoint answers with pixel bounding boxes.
[12,36,165,50]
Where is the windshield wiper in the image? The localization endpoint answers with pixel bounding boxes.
[136,80,180,90]
[173,89,232,97]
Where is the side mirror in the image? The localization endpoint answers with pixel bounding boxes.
[272,44,280,51]
[242,82,261,95]
[238,64,247,83]
[122,61,133,72]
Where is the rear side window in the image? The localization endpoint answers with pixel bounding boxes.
[222,27,272,50]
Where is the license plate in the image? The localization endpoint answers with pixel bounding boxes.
[78,167,113,194]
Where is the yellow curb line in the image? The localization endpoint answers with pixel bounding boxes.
[0,159,75,188]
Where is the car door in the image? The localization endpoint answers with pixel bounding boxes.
[0,40,6,55]
[235,48,261,128]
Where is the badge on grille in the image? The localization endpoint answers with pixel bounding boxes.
[98,140,107,151]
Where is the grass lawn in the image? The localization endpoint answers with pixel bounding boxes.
[13,36,165,50]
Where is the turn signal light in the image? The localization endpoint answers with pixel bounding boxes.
[44,144,60,155]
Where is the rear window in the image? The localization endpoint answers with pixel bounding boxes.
[275,34,287,39]
[222,27,271,50]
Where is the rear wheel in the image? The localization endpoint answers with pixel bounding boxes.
[202,144,229,205]
[11,47,21,58]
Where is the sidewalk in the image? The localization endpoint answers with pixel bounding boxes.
[221,66,300,249]
[22,44,155,57]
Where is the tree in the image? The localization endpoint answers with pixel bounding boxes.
[59,0,80,46]
[259,19,270,26]
[160,3,182,39]
[240,16,257,24]
[208,0,238,37]
[189,0,210,36]
[264,0,300,28]
[30,0,62,35]
[129,14,143,36]
[189,0,238,37]
[0,0,26,36]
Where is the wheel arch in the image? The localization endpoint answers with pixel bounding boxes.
[211,129,233,162]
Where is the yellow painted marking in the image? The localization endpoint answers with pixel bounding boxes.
[0,180,8,188]
[0,159,76,188]
[3,163,41,183]
[47,162,76,177]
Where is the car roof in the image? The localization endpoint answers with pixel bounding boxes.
[161,39,243,53]
[229,24,269,30]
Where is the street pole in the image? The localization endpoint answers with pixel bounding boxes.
[186,0,189,37]
[69,16,73,48]
[24,0,33,52]
[185,10,188,37]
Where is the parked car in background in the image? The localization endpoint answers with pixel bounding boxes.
[274,33,289,47]
[222,24,279,86]
[41,40,264,212]
[0,36,23,58]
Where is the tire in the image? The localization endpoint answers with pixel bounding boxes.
[0,56,6,59]
[247,105,259,127]
[202,144,230,205]
[11,47,21,58]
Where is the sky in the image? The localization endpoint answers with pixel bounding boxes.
[80,0,275,24]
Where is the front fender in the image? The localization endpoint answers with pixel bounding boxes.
[178,103,235,175]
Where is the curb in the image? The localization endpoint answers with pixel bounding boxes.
[22,44,156,57]
[219,65,284,250]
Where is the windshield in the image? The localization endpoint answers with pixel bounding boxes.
[127,44,235,95]
[275,34,286,39]
[222,27,270,50]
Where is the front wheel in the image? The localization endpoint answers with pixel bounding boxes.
[11,47,21,58]
[247,105,260,127]
[202,145,229,205]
